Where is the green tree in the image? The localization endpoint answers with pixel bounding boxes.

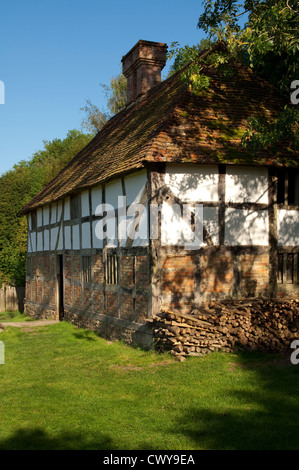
[28,129,92,190]
[0,129,92,286]
[167,38,213,76]
[198,0,299,93]
[169,1,299,153]
[81,72,127,134]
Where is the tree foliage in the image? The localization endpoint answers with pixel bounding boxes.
[169,1,299,153]
[81,73,127,134]
[198,0,299,152]
[167,39,213,76]
[198,0,299,93]
[0,130,92,286]
[1,70,127,287]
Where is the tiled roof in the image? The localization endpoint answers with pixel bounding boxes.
[21,51,298,214]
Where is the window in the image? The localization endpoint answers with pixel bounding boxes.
[82,256,92,283]
[277,253,299,284]
[277,253,284,284]
[276,169,299,205]
[70,194,80,219]
[106,252,118,285]
[31,210,37,230]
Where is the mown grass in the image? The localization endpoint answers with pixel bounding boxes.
[0,311,33,322]
[0,312,299,450]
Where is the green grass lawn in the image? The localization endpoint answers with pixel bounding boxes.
[0,311,33,322]
[0,312,299,450]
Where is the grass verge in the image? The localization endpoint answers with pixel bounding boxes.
[0,313,298,450]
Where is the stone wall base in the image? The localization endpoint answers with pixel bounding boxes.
[24,301,58,320]
[63,307,153,350]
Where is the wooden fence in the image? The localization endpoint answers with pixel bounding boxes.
[0,285,25,312]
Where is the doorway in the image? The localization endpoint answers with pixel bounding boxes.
[57,255,64,320]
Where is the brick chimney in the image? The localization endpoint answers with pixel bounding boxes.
[122,40,167,106]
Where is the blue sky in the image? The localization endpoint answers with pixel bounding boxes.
[0,0,207,176]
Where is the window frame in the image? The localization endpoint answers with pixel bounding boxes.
[82,255,92,284]
[31,210,37,230]
[105,251,119,285]
[276,168,299,206]
[70,193,81,220]
[277,252,299,285]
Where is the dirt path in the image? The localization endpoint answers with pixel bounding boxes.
[0,320,59,330]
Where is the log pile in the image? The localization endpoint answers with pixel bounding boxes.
[149,298,299,361]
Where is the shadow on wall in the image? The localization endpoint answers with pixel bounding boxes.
[162,248,268,311]
[197,247,268,299]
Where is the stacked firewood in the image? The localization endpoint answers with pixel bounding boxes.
[149,298,299,361]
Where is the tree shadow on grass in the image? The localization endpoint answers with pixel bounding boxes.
[0,427,116,450]
[174,353,299,450]
[72,330,98,342]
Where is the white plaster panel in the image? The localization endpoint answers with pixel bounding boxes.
[94,206,117,247]
[132,211,149,247]
[277,209,299,246]
[37,208,43,227]
[224,208,269,245]
[31,232,36,252]
[105,179,123,211]
[44,229,49,251]
[64,198,70,221]
[43,206,49,226]
[93,210,118,247]
[125,170,147,206]
[161,203,180,245]
[122,202,149,247]
[92,220,103,249]
[106,217,117,248]
[119,215,128,248]
[57,201,63,221]
[50,227,58,250]
[82,222,91,249]
[64,226,71,250]
[28,214,32,230]
[27,232,32,253]
[203,207,219,245]
[160,203,203,247]
[51,204,57,224]
[91,186,102,215]
[37,232,43,251]
[165,164,219,202]
[81,190,90,217]
[57,225,63,250]
[72,224,80,250]
[225,166,268,204]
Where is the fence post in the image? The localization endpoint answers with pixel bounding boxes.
[0,284,25,312]
[0,285,5,312]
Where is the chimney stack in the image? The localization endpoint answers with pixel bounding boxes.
[122,40,167,106]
